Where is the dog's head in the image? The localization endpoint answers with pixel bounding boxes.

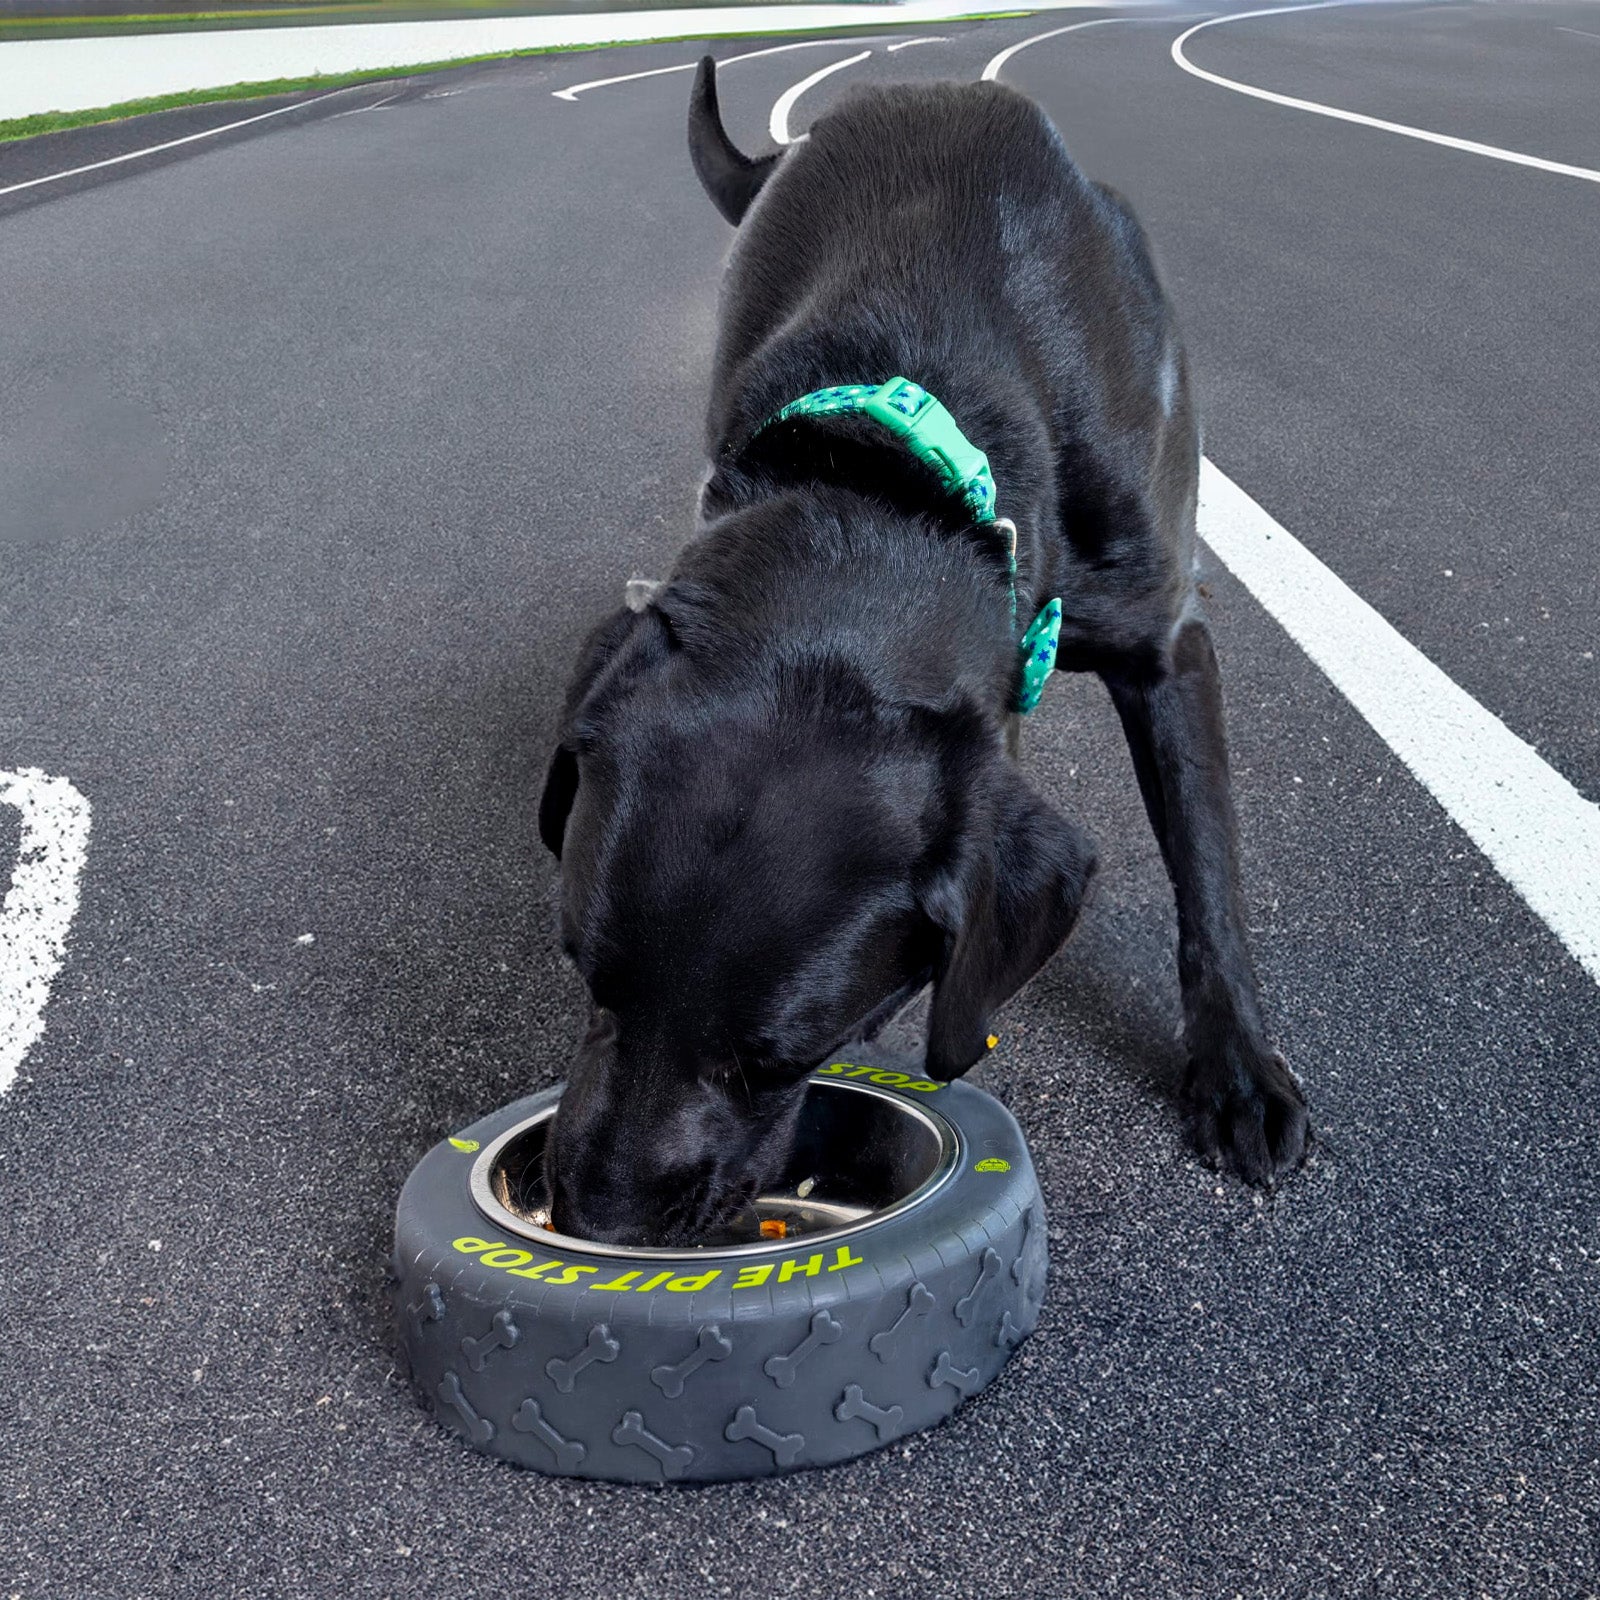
[537,592,1095,1247]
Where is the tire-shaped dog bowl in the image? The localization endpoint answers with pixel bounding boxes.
[393,1058,1047,1482]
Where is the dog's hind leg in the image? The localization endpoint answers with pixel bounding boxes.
[1100,617,1309,1185]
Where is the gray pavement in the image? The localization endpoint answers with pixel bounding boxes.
[1,7,1597,1596]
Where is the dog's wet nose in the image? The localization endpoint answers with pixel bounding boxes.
[545,1153,662,1248]
[547,1150,717,1250]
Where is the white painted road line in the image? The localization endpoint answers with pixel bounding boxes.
[554,59,704,100]
[330,90,402,118]
[982,11,1204,80]
[1172,3,1600,186]
[554,36,886,101]
[1198,460,1600,985]
[982,13,1152,81]
[769,49,870,145]
[0,769,91,1097]
[0,90,346,200]
[887,35,949,51]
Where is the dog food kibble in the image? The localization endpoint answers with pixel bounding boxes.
[760,1219,787,1239]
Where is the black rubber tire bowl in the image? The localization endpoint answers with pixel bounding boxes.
[393,1059,1047,1483]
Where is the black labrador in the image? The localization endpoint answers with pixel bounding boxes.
[536,62,1308,1246]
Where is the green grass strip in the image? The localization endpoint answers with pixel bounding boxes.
[0,0,774,39]
[0,11,1034,145]
[1,63,468,142]
[0,34,771,142]
[5,5,532,22]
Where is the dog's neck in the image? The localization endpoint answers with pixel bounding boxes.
[701,399,1061,715]
[707,405,985,537]
[671,486,1022,721]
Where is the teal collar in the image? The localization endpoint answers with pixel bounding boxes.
[751,377,1062,715]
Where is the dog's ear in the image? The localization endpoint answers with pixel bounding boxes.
[538,743,583,860]
[919,759,1098,1079]
[539,602,670,859]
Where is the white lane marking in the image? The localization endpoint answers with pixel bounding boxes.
[769,48,871,145]
[553,59,699,99]
[553,35,887,100]
[330,90,402,118]
[887,35,948,50]
[1554,27,1600,43]
[979,10,1203,78]
[1172,3,1600,185]
[0,89,348,199]
[0,769,92,1097]
[1198,460,1600,985]
[983,14,1150,80]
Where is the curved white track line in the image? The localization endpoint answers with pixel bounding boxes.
[887,35,949,51]
[554,35,886,101]
[769,48,870,145]
[1,769,91,1096]
[1172,3,1600,185]
[983,14,1149,81]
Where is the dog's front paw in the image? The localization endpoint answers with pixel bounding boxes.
[1182,1027,1309,1186]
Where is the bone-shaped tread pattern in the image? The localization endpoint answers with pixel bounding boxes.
[995,1310,1024,1350]
[436,1370,494,1444]
[725,1404,804,1466]
[869,1282,935,1363]
[406,1282,445,1339]
[763,1309,843,1389]
[650,1324,733,1398]
[612,1410,694,1479]
[928,1349,981,1397]
[510,1398,586,1470]
[546,1323,620,1393]
[955,1248,1002,1327]
[834,1383,904,1441]
[461,1309,520,1372]
[1012,1204,1043,1287]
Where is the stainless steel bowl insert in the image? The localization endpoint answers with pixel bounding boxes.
[469,1076,961,1260]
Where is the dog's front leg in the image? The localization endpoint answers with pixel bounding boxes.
[1101,617,1309,1184]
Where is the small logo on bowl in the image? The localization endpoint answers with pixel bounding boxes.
[974,1158,1010,1173]
[448,1137,480,1153]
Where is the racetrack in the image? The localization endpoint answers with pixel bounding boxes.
[2,5,1598,1594]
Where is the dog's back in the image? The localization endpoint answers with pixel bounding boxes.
[703,79,1115,402]
[692,68,1193,629]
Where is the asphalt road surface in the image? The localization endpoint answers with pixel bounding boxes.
[3,5,1598,1595]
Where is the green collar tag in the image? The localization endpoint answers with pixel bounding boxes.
[753,377,1061,714]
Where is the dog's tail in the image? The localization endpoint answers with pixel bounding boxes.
[688,56,778,226]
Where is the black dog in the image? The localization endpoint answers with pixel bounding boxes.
[536,62,1307,1246]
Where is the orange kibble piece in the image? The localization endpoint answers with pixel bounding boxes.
[760,1219,787,1239]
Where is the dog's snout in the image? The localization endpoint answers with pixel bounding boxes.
[546,1155,712,1249]
[544,1089,716,1248]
